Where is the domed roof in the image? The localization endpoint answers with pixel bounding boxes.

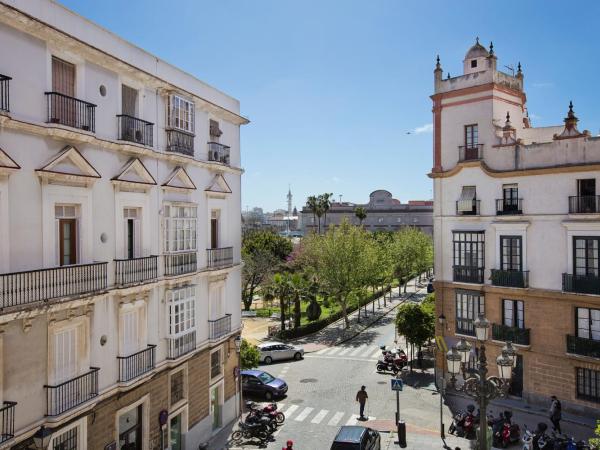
[465,38,489,59]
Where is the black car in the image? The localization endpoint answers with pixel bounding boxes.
[331,426,381,450]
[241,369,288,400]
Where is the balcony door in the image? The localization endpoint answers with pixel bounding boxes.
[59,219,77,266]
[124,208,141,259]
[577,307,600,341]
[211,211,219,249]
[118,404,143,450]
[500,236,522,271]
[464,124,479,159]
[51,56,76,126]
[574,237,599,277]
[502,299,524,329]
[502,184,519,211]
[54,328,78,384]
[577,179,597,213]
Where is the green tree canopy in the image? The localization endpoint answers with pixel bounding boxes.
[240,339,260,369]
[396,302,435,349]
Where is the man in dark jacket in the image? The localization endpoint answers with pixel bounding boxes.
[356,385,368,420]
[549,396,562,434]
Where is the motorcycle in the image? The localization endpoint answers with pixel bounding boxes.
[448,404,476,439]
[550,432,591,450]
[522,423,551,450]
[248,401,285,424]
[232,419,271,443]
[245,409,278,433]
[491,410,520,448]
[376,347,408,374]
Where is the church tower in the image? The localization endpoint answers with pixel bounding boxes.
[287,186,293,218]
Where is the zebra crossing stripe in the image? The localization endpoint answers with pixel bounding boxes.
[345,414,359,426]
[371,348,382,358]
[327,347,341,355]
[361,346,376,357]
[348,346,365,356]
[315,347,330,355]
[283,405,299,418]
[338,347,352,356]
[294,407,314,422]
[277,403,285,411]
[311,409,329,424]
[327,411,344,426]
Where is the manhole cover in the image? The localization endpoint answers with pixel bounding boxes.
[290,399,304,404]
[299,378,318,383]
[377,381,386,385]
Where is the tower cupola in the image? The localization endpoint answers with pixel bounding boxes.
[463,37,490,74]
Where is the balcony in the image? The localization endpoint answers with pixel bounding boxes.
[562,273,600,295]
[458,144,484,162]
[496,198,523,215]
[207,142,231,165]
[117,115,154,147]
[45,92,96,132]
[45,367,99,416]
[164,252,197,276]
[490,269,529,288]
[209,314,232,341]
[455,319,476,337]
[567,334,600,359]
[456,200,480,216]
[453,266,484,284]
[117,345,156,382]
[0,75,10,113]
[166,129,194,156]
[167,330,196,360]
[492,323,530,346]
[0,262,108,310]
[569,196,600,214]
[207,247,234,269]
[0,401,15,443]
[115,256,158,287]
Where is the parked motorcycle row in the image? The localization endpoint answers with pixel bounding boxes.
[448,404,590,449]
[375,345,408,375]
[231,401,286,445]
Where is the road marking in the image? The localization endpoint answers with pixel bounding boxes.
[345,414,359,426]
[283,405,299,418]
[326,347,341,355]
[338,347,352,356]
[304,354,379,363]
[315,347,330,355]
[277,403,285,411]
[361,346,377,357]
[348,346,365,356]
[294,407,314,422]
[311,409,329,424]
[371,348,382,358]
[327,412,344,426]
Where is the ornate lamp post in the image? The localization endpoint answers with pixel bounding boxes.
[445,314,517,450]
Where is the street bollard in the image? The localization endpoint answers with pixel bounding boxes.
[397,420,406,448]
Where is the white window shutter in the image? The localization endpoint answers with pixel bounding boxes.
[124,218,129,259]
[54,328,77,383]
[134,219,141,258]
[122,310,139,355]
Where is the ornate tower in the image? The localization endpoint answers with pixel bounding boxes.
[287,186,292,218]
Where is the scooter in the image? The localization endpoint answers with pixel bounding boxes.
[492,410,520,448]
[248,401,285,424]
[448,404,476,439]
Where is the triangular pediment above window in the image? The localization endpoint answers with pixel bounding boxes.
[205,173,232,196]
[112,158,157,186]
[0,147,20,176]
[162,166,197,191]
[36,145,101,185]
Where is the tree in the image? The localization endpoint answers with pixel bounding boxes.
[396,302,435,370]
[306,195,322,234]
[240,338,260,369]
[319,193,333,232]
[241,230,292,311]
[303,219,368,328]
[354,206,367,226]
[391,228,423,293]
[270,272,293,331]
[589,420,600,449]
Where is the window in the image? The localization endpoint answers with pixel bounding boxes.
[455,290,484,336]
[53,327,78,384]
[573,237,599,277]
[209,119,222,137]
[164,204,197,253]
[210,348,223,379]
[124,208,141,259]
[465,124,478,148]
[168,95,195,134]
[453,231,485,283]
[211,210,220,249]
[50,419,84,450]
[120,303,146,356]
[577,308,600,341]
[457,186,477,214]
[500,236,522,271]
[503,300,524,329]
[209,285,224,320]
[578,179,596,197]
[577,368,600,402]
[502,184,519,211]
[56,205,79,266]
[122,85,138,117]
[170,368,186,406]
[167,286,196,337]
[118,404,143,450]
[52,56,75,97]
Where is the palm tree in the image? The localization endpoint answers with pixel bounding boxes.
[288,273,309,328]
[319,193,333,232]
[306,195,321,234]
[271,273,292,331]
[354,206,367,226]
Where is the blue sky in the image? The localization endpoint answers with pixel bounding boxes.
[60,0,600,212]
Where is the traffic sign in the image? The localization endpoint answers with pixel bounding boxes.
[391,378,403,391]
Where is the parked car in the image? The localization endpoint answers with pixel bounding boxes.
[331,426,381,450]
[241,369,288,401]
[258,341,304,364]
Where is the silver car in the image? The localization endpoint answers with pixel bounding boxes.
[258,342,304,364]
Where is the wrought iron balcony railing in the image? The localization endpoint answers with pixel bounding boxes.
[164,252,197,276]
[114,256,158,287]
[207,142,231,165]
[166,129,194,156]
[45,367,99,416]
[207,247,233,270]
[496,198,523,215]
[0,262,108,309]
[452,266,484,284]
[456,200,480,216]
[490,269,529,288]
[45,92,96,132]
[209,314,232,341]
[492,323,530,346]
[458,144,484,162]
[569,196,600,214]
[567,334,600,359]
[117,114,154,147]
[0,401,16,443]
[562,273,600,295]
[0,75,10,113]
[117,345,156,382]
[167,330,196,360]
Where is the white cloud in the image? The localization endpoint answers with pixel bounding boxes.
[413,123,433,134]
[332,176,342,183]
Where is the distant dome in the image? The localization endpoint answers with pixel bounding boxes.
[465,38,489,60]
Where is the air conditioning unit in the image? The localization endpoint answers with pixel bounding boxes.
[211,150,220,161]
[134,130,143,143]
[124,128,135,141]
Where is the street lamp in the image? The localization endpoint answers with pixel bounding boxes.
[33,426,53,450]
[445,314,517,450]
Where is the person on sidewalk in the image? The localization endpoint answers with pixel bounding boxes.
[282,439,294,450]
[356,385,368,420]
[549,395,562,434]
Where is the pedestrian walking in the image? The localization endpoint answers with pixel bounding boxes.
[549,395,562,434]
[356,385,368,420]
[282,439,294,450]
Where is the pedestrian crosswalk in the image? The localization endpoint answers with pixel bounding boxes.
[277,403,375,427]
[309,344,385,362]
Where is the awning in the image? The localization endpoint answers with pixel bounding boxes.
[457,186,476,212]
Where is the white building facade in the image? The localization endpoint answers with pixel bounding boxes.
[432,40,600,415]
[0,1,247,448]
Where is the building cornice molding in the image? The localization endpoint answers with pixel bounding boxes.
[428,160,600,179]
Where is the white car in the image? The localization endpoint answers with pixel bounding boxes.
[258,342,304,364]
